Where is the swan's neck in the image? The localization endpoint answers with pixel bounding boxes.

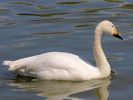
[93,28,111,77]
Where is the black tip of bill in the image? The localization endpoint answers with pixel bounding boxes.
[113,34,123,40]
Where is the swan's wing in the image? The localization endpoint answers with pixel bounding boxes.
[3,52,92,71]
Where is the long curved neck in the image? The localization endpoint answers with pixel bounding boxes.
[93,28,111,76]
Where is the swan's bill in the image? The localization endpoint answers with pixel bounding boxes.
[113,27,123,40]
[113,34,123,40]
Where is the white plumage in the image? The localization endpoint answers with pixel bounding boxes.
[3,20,123,81]
[3,52,100,80]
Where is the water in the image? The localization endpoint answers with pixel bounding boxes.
[0,0,132,100]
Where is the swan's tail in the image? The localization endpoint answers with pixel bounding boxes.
[2,61,13,66]
[2,60,16,71]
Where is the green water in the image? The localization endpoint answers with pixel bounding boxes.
[0,0,133,100]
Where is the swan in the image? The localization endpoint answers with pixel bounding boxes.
[2,20,123,81]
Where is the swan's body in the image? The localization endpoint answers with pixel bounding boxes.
[3,20,123,81]
[3,52,102,80]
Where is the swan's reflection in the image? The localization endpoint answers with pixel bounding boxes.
[9,76,112,100]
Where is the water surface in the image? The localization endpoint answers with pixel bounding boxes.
[0,0,133,100]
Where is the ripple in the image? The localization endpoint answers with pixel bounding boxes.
[113,13,129,16]
[121,3,133,9]
[74,24,94,27]
[104,0,124,2]
[16,12,68,17]
[56,1,86,5]
[108,57,124,61]
[7,2,33,6]
[0,7,10,12]
[127,24,133,26]
[0,42,28,48]
[32,31,69,35]
[81,7,112,12]
[36,5,52,10]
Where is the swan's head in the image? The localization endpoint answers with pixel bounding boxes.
[96,20,123,40]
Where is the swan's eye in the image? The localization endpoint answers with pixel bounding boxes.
[112,25,114,28]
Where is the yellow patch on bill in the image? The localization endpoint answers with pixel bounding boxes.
[114,27,118,35]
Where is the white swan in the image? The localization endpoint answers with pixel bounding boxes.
[3,20,123,81]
